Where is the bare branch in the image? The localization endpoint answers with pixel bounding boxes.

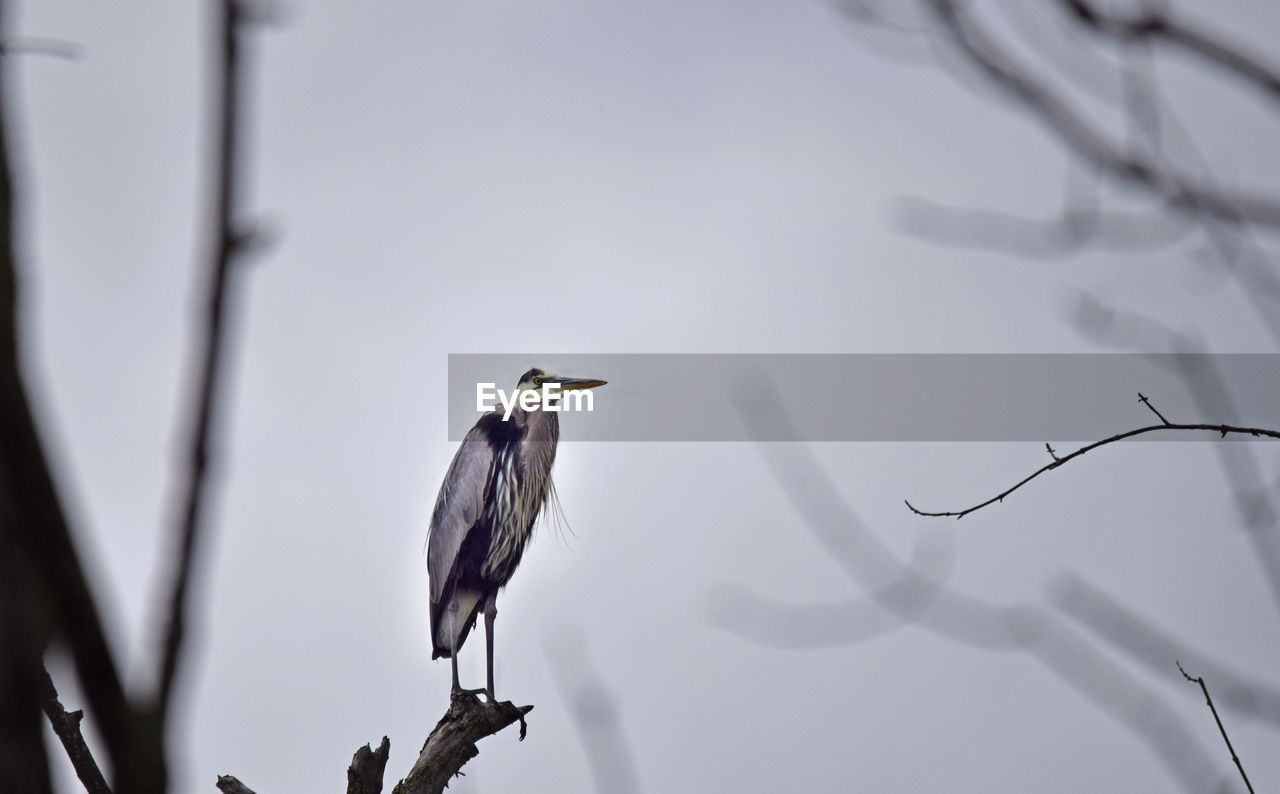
[707,524,955,650]
[40,665,111,794]
[391,693,532,794]
[545,628,643,794]
[1177,662,1256,794]
[906,417,1280,519]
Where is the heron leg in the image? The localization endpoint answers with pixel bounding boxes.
[448,599,462,692]
[446,595,487,697]
[483,593,498,700]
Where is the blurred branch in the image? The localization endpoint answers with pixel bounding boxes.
[896,195,1194,257]
[999,0,1126,108]
[391,693,532,794]
[1,490,53,793]
[860,2,1280,350]
[906,397,1280,518]
[40,665,111,794]
[1178,662,1256,794]
[708,588,904,649]
[1068,297,1280,611]
[0,2,137,790]
[724,382,1245,790]
[838,1,926,35]
[1051,573,1280,728]
[0,36,82,60]
[545,626,643,794]
[925,0,1280,227]
[1058,0,1280,100]
[156,0,260,721]
[707,520,954,647]
[0,0,271,790]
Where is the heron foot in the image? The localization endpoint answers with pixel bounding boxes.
[450,685,488,698]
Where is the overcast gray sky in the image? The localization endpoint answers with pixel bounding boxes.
[18,0,1280,791]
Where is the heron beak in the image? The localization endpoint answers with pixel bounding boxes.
[549,376,607,391]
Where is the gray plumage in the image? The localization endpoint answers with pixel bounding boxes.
[426,368,605,697]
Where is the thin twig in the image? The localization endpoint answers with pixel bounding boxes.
[1137,392,1170,425]
[156,0,250,717]
[906,421,1280,518]
[1177,662,1255,794]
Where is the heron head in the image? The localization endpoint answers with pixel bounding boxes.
[514,368,607,408]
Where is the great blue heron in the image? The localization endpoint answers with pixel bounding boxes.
[427,368,606,698]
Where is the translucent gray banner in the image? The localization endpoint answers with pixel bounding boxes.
[446,354,1280,442]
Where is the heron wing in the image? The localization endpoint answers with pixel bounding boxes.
[427,421,497,607]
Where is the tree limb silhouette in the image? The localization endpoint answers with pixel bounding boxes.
[906,395,1280,519]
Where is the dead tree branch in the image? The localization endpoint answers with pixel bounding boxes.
[218,697,530,794]
[215,776,257,794]
[40,665,111,794]
[1178,662,1256,794]
[391,693,532,794]
[348,737,391,794]
[906,397,1280,518]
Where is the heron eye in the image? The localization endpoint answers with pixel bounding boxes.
[533,376,543,386]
